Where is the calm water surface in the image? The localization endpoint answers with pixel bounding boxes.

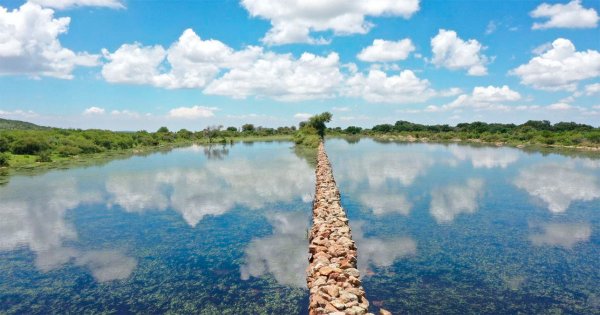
[0,139,599,314]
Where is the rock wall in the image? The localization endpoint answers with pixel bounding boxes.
[306,142,378,315]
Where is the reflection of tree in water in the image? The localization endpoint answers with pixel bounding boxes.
[343,135,361,144]
[203,145,230,160]
[293,145,317,168]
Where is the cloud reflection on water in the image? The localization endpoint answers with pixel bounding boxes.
[0,176,136,282]
[449,145,520,169]
[429,178,484,224]
[106,155,314,227]
[529,222,592,249]
[351,221,417,274]
[514,163,600,213]
[240,211,309,288]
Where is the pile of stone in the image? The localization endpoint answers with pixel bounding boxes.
[307,142,391,315]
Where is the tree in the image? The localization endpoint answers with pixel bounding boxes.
[157,126,170,133]
[177,129,193,139]
[344,126,362,135]
[226,126,238,132]
[306,112,332,138]
[203,125,223,143]
[0,152,9,167]
[0,135,9,152]
[242,124,255,132]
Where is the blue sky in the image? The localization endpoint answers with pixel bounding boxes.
[0,0,599,130]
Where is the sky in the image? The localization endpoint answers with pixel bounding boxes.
[0,0,599,131]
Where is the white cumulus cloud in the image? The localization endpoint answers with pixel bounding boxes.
[241,0,420,45]
[531,0,599,30]
[293,113,312,120]
[510,38,600,91]
[430,29,489,76]
[426,85,521,112]
[357,38,415,62]
[585,82,600,95]
[344,69,436,103]
[205,52,343,101]
[102,29,344,101]
[83,106,106,115]
[167,106,217,119]
[0,3,99,79]
[29,0,125,10]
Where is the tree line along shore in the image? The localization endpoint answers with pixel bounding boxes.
[1,116,599,170]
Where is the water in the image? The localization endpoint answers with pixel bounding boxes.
[0,139,599,314]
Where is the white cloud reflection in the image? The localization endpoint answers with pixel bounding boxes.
[351,221,416,274]
[240,211,309,287]
[449,145,520,168]
[358,192,412,216]
[335,152,434,189]
[430,178,484,223]
[106,155,314,227]
[514,163,600,213]
[0,175,136,282]
[529,222,592,249]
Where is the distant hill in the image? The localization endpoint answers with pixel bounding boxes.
[0,118,50,130]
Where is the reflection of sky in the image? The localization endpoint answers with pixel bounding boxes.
[449,145,520,169]
[514,163,600,213]
[351,221,416,274]
[430,178,484,224]
[358,192,412,216]
[240,211,309,288]
[529,222,592,249]
[106,154,314,227]
[0,175,136,282]
[0,142,313,285]
[337,152,434,188]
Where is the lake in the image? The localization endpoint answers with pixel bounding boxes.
[1,139,599,314]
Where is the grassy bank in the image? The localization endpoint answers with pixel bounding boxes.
[0,121,294,179]
[328,120,600,151]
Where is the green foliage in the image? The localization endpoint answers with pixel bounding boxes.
[241,124,255,132]
[0,152,9,166]
[353,120,600,148]
[157,126,170,133]
[36,150,52,163]
[293,112,332,150]
[0,118,49,130]
[0,135,9,152]
[10,136,49,154]
[344,126,362,134]
[306,112,332,138]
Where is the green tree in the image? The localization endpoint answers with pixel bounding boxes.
[306,112,332,138]
[157,126,170,133]
[203,125,223,143]
[0,152,9,167]
[344,126,362,134]
[242,124,255,132]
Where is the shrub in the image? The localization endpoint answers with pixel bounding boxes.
[0,136,9,152]
[11,136,49,155]
[36,151,52,162]
[0,153,9,167]
[57,145,82,157]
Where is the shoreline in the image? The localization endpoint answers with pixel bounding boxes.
[357,134,600,153]
[0,135,293,184]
